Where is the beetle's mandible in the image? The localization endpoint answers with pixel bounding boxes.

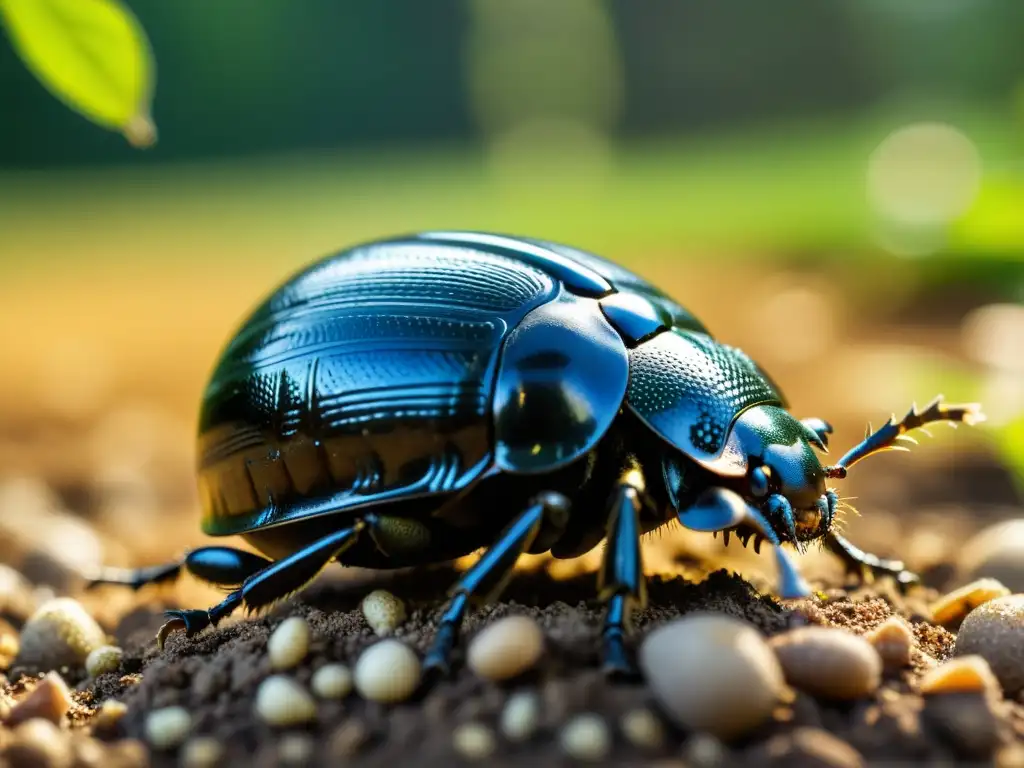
[88,232,985,675]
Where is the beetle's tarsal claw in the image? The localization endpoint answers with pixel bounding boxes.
[161,609,211,639]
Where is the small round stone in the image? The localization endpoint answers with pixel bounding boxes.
[957,519,1024,592]
[499,691,540,742]
[452,722,496,760]
[5,671,71,726]
[267,617,311,671]
[931,579,1011,628]
[144,706,192,750]
[278,733,315,764]
[954,595,1024,696]
[864,617,915,673]
[560,713,611,762]
[181,737,224,768]
[93,700,129,731]
[255,675,317,726]
[770,626,882,700]
[7,718,72,768]
[311,663,353,699]
[85,645,123,678]
[353,639,421,703]
[361,590,407,636]
[467,615,544,681]
[15,598,108,672]
[639,613,786,739]
[620,707,665,750]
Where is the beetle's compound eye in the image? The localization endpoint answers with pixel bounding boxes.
[750,465,771,497]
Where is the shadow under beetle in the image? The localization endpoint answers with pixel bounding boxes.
[88,232,985,675]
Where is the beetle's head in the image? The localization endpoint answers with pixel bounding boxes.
[726,404,836,546]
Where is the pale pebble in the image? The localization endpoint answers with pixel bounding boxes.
[361,590,406,636]
[560,713,611,762]
[267,617,311,671]
[467,615,544,681]
[85,645,123,678]
[255,675,318,726]
[499,691,540,741]
[145,706,192,750]
[311,663,353,699]
[353,639,421,703]
[452,722,496,760]
[639,613,786,739]
[771,626,882,700]
[15,598,108,671]
[181,736,224,768]
[620,707,665,749]
[954,594,1024,696]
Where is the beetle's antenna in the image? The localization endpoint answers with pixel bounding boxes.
[823,396,984,478]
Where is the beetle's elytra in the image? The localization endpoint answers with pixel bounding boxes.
[89,231,984,675]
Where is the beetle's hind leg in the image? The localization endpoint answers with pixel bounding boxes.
[597,473,646,679]
[158,521,368,645]
[422,492,570,675]
[86,546,272,591]
[825,531,920,591]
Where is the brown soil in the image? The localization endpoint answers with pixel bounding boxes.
[13,558,1009,768]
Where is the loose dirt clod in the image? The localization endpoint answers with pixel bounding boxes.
[4,671,70,726]
[85,645,123,678]
[267,617,311,671]
[864,616,914,673]
[452,722,496,760]
[255,675,318,726]
[930,578,1011,628]
[919,655,1001,695]
[467,615,544,681]
[144,706,192,751]
[770,626,882,700]
[310,663,352,699]
[353,639,420,703]
[499,690,540,742]
[639,613,786,740]
[14,597,107,672]
[360,589,406,636]
[620,707,665,750]
[954,594,1024,696]
[560,713,611,762]
[180,736,224,768]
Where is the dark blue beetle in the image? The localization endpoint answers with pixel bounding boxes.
[90,232,983,674]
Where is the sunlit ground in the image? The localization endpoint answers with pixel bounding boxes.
[0,113,1022,625]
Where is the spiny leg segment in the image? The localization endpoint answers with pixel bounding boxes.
[157,518,372,646]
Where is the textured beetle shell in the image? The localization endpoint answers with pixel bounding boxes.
[626,329,783,462]
[195,231,786,538]
[197,240,558,535]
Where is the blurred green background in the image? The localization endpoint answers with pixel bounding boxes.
[0,0,1021,580]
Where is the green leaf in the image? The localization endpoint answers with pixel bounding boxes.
[0,0,156,146]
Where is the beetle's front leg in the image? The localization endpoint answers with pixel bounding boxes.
[825,531,920,591]
[677,487,812,599]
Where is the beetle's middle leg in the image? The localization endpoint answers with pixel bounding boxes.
[422,491,571,674]
[596,470,646,678]
[159,519,369,642]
